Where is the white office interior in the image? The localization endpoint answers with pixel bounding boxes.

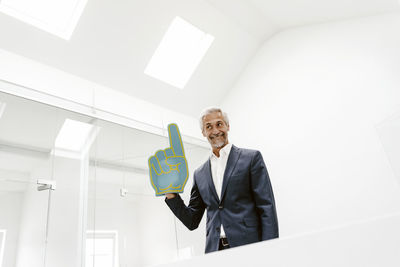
[1,1,400,266]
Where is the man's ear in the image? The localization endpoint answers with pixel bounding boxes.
[202,129,206,137]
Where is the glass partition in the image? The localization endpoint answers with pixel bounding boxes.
[0,91,209,267]
[87,119,209,266]
[0,91,96,267]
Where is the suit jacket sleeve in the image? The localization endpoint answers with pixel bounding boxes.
[250,151,279,240]
[165,176,206,231]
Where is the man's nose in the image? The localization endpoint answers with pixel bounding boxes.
[210,128,219,135]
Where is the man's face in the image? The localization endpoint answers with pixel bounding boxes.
[202,112,230,149]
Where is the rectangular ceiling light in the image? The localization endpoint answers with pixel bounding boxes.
[0,0,88,40]
[55,119,94,152]
[144,16,214,89]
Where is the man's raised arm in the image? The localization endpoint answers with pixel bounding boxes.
[165,178,206,231]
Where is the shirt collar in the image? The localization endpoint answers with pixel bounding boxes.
[210,143,233,159]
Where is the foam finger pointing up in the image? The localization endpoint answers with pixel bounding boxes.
[168,123,184,156]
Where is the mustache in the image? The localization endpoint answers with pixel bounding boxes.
[210,132,225,139]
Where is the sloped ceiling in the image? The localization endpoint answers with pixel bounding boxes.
[0,0,399,117]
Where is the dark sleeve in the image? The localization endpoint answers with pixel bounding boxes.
[165,177,206,231]
[250,151,279,240]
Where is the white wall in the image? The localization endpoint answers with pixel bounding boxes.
[376,110,400,185]
[86,167,156,267]
[86,165,185,267]
[221,12,400,237]
[160,213,400,267]
[15,166,50,267]
[15,156,85,267]
[45,157,87,267]
[0,169,28,267]
[86,145,209,266]
[0,192,24,267]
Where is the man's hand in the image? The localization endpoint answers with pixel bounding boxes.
[148,124,189,196]
[165,193,177,199]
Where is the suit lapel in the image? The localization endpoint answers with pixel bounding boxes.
[220,145,241,202]
[204,159,219,202]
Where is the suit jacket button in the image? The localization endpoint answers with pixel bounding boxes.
[218,205,223,210]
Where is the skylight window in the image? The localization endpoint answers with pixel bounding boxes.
[54,119,99,159]
[144,16,214,89]
[0,0,88,40]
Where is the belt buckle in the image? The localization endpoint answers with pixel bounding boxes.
[221,237,229,247]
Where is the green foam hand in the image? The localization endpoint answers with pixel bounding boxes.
[148,123,189,196]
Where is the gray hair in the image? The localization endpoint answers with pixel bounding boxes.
[199,107,229,131]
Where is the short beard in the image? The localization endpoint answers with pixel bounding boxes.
[209,133,227,148]
[211,140,225,148]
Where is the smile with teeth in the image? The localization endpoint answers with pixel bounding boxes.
[210,133,224,139]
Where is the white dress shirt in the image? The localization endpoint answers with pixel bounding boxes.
[210,143,232,238]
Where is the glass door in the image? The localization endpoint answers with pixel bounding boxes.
[0,91,66,267]
[0,92,97,267]
[87,119,209,267]
[0,91,210,267]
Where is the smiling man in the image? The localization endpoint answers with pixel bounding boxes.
[165,107,279,253]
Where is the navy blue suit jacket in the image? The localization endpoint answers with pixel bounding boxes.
[165,145,279,253]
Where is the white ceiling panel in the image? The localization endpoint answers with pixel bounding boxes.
[249,0,400,28]
[0,0,398,118]
[0,0,261,116]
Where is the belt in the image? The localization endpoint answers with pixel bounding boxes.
[220,237,229,247]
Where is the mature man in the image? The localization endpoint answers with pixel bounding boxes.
[165,107,279,253]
